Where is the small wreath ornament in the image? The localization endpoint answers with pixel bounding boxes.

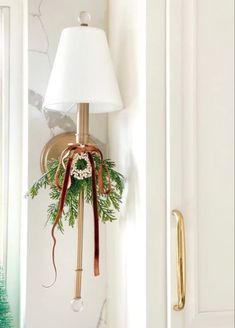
[71,152,92,180]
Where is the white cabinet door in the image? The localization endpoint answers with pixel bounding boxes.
[167,0,234,327]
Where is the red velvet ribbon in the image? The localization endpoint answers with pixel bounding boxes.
[44,143,111,288]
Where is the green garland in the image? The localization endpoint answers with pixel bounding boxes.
[0,267,13,328]
[28,154,125,232]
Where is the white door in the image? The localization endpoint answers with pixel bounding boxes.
[167,0,234,327]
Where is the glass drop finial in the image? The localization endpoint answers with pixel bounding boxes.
[71,298,84,312]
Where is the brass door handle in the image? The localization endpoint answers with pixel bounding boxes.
[172,209,186,311]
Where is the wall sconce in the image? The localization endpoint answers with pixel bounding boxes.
[38,11,123,311]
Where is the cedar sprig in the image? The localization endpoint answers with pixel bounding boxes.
[28,155,125,232]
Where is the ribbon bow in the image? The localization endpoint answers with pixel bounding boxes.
[44,143,111,288]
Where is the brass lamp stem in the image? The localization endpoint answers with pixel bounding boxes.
[75,103,89,299]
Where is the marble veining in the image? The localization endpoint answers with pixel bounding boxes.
[28,89,76,133]
[29,0,52,66]
[97,300,107,328]
[29,0,76,134]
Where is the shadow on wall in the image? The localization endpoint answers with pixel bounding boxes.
[28,89,76,132]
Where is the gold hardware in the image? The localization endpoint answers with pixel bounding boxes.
[75,103,89,299]
[40,104,91,299]
[75,15,90,299]
[40,132,95,174]
[172,209,186,311]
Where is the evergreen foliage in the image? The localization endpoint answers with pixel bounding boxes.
[28,155,125,232]
[0,267,13,328]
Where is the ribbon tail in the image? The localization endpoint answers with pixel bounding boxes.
[98,163,112,195]
[43,155,74,288]
[87,152,100,276]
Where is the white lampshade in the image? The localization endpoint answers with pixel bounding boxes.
[43,26,123,113]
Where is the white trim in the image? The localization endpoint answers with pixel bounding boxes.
[165,0,171,325]
[166,0,200,326]
[0,6,10,273]
[20,1,28,327]
[166,0,184,326]
[181,0,198,325]
[0,0,27,327]
[147,0,167,326]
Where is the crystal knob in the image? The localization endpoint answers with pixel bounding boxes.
[71,298,84,312]
[78,11,91,26]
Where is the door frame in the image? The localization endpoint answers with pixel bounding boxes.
[166,0,197,326]
[0,0,27,327]
[147,0,167,327]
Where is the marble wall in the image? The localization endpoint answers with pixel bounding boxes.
[27,0,108,327]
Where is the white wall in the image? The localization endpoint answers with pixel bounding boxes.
[107,1,146,327]
[27,1,108,327]
[146,0,167,326]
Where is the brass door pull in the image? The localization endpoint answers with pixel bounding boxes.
[172,209,186,311]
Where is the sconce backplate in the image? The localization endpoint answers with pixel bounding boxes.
[40,132,96,174]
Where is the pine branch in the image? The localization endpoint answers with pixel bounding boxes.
[28,155,125,229]
[0,267,13,328]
